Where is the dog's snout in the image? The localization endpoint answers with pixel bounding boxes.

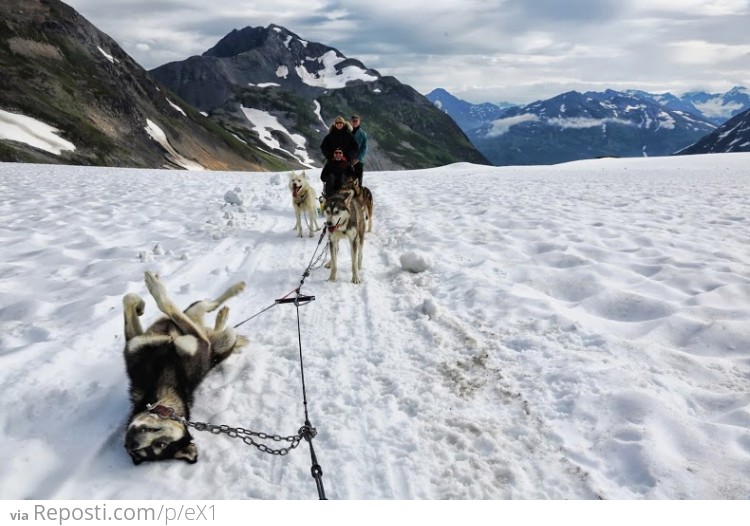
[125,436,138,450]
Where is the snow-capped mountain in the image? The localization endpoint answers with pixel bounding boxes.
[626,87,750,125]
[426,88,515,132]
[429,89,717,166]
[151,26,488,169]
[678,107,750,155]
[152,25,381,111]
[474,90,716,165]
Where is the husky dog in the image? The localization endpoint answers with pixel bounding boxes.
[289,171,320,237]
[323,190,366,284]
[342,177,373,233]
[121,271,248,464]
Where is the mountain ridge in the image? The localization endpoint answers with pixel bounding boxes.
[677,106,750,155]
[0,0,292,170]
[427,88,733,165]
[150,24,489,170]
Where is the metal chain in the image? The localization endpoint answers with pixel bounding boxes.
[186,420,309,456]
[308,242,329,271]
[147,404,314,457]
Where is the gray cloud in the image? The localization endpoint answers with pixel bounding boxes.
[64,0,750,103]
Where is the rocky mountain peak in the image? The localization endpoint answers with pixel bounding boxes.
[151,25,487,169]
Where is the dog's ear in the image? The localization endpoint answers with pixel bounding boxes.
[174,442,198,464]
[301,170,306,179]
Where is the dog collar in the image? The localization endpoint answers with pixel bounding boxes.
[147,403,179,420]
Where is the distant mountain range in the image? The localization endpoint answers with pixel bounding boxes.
[427,87,750,166]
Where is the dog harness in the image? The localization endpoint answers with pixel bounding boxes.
[293,188,308,205]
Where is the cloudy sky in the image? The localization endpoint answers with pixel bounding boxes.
[63,0,750,104]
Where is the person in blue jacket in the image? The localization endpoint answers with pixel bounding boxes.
[350,114,368,187]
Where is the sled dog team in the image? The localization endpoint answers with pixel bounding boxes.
[121,117,371,465]
[122,173,373,465]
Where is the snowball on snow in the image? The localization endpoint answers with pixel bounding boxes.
[270,174,283,185]
[224,189,244,205]
[421,298,439,318]
[400,251,433,273]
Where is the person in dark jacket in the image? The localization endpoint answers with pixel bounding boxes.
[320,116,359,162]
[321,148,355,197]
[350,114,368,187]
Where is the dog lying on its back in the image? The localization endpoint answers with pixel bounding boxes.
[121,271,247,464]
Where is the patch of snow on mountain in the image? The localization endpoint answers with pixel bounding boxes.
[241,106,316,167]
[144,119,204,170]
[313,100,327,129]
[296,50,377,89]
[276,66,289,79]
[719,122,743,140]
[657,112,676,130]
[166,99,186,116]
[97,46,116,64]
[0,108,76,155]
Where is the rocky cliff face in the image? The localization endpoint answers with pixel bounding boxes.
[0,0,295,170]
[151,25,489,170]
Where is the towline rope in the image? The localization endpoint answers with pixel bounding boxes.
[187,226,330,499]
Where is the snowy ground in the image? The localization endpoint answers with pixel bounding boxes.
[0,155,749,506]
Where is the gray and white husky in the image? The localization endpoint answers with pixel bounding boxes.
[322,190,366,284]
[289,171,320,237]
[121,271,247,464]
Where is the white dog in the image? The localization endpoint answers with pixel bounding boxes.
[288,171,320,237]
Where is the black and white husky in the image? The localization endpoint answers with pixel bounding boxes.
[121,271,247,464]
[289,171,320,237]
[322,190,366,284]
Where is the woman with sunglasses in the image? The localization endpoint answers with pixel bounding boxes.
[320,115,359,163]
